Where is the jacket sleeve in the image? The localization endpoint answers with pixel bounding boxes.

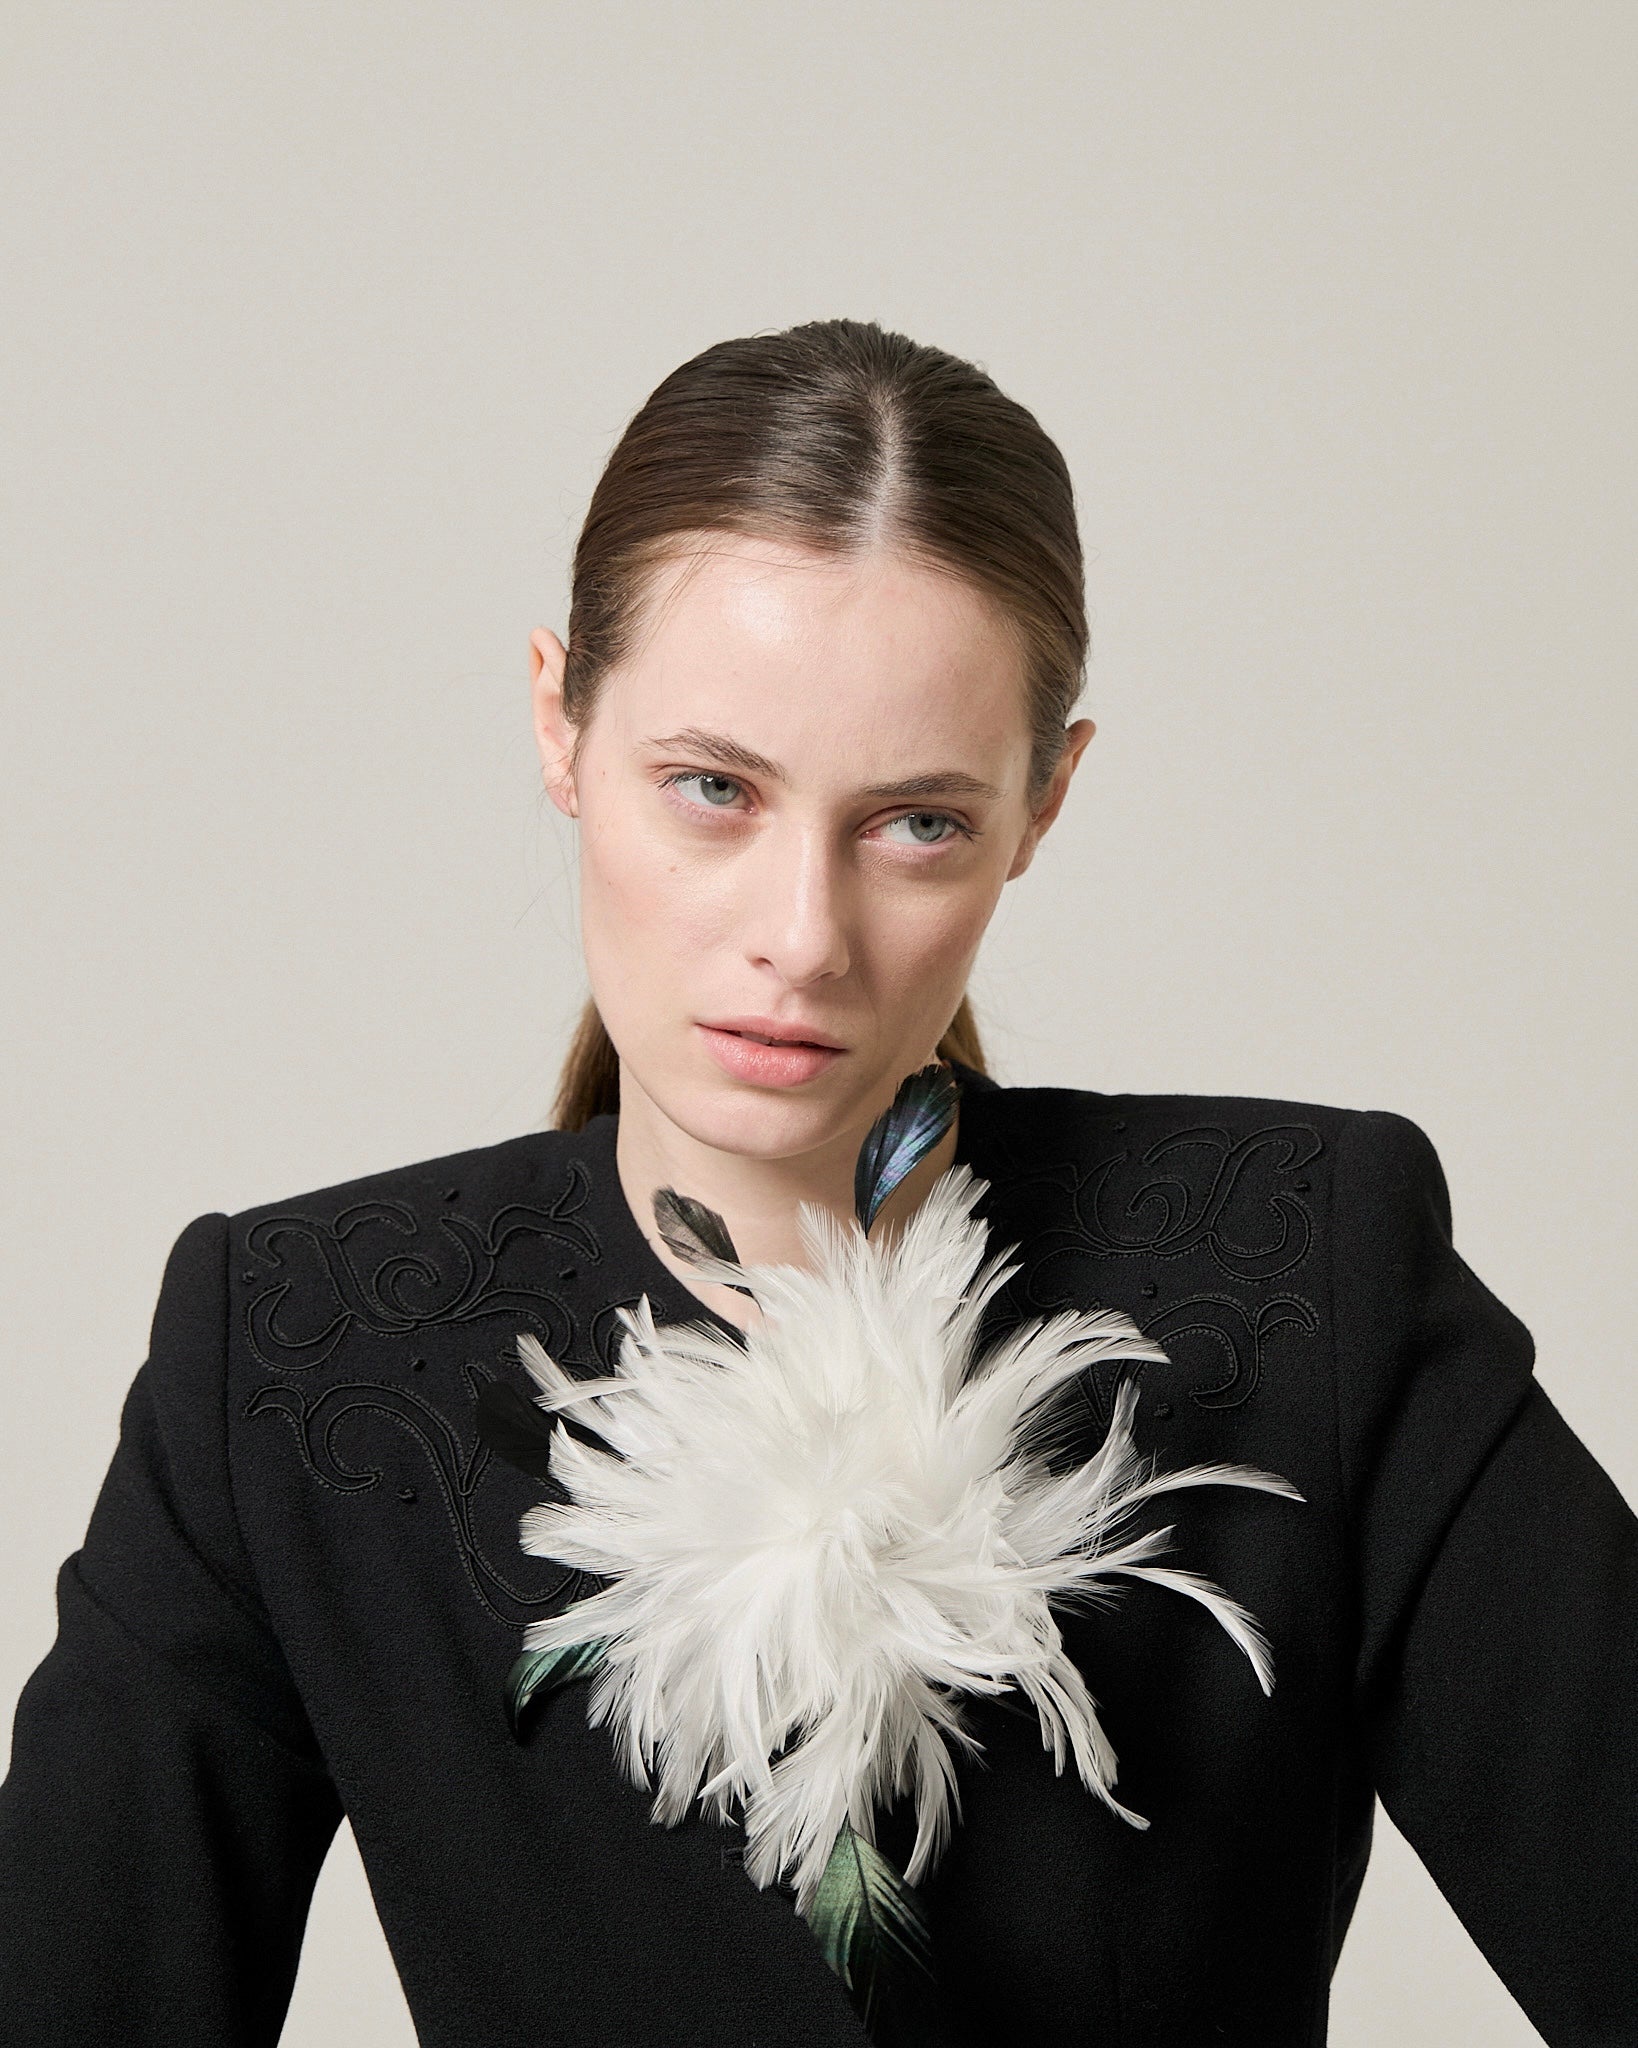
[0,1212,344,2045]
[1334,1109,1638,2044]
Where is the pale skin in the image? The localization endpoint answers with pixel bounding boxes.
[530,533,1094,1332]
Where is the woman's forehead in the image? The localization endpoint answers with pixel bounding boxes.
[606,537,1030,755]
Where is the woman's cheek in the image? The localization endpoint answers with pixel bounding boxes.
[877,872,997,989]
[580,817,727,1029]
[576,813,664,1015]
[584,804,690,934]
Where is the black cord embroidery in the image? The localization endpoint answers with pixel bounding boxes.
[238,1154,618,1628]
[972,1114,1325,1416]
[1133,1291,1319,1415]
[245,1355,592,1627]
[241,1169,602,1371]
[986,1123,1321,1283]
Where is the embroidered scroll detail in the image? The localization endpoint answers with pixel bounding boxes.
[985,1121,1321,1285]
[245,1356,590,1627]
[968,1113,1326,1419]
[241,1164,602,1372]
[237,1156,625,1628]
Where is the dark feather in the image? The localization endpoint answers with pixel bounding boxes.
[652,1186,741,1267]
[807,1820,935,2037]
[853,1061,960,1236]
[474,1379,562,1484]
[505,1638,608,1738]
[652,1187,757,1297]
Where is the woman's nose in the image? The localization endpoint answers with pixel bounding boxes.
[742,824,852,988]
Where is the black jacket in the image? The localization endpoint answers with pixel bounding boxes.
[3,1068,1634,2045]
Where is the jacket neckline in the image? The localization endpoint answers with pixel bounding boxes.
[571,1060,998,1341]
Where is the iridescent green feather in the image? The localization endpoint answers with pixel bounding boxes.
[806,1819,935,2032]
[853,1061,960,1237]
[505,1639,608,1738]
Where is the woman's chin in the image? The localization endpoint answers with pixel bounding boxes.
[664,1062,874,1162]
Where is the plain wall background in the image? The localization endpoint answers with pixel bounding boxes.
[3,5,1633,2041]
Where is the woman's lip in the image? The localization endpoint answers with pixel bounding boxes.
[696,1024,846,1088]
[698,1016,848,1051]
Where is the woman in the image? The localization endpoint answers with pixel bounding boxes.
[1,319,1632,2047]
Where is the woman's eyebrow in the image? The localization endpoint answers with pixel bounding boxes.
[642,727,1003,803]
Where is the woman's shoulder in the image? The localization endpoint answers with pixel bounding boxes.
[236,1122,601,1212]
[224,1122,598,1238]
[213,1121,624,1386]
[959,1067,1437,1174]
[957,1073,1462,1288]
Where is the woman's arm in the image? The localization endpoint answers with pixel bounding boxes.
[1334,1110,1638,2043]
[0,1212,344,2044]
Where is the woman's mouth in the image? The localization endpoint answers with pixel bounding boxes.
[695,1021,847,1088]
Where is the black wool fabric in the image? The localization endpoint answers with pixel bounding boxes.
[3,1069,1634,2045]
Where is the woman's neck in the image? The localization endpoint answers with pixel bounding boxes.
[612,1064,960,1333]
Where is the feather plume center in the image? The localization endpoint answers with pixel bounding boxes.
[512,1160,1303,1914]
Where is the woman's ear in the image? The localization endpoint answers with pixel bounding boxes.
[530,627,578,818]
[1006,718,1095,881]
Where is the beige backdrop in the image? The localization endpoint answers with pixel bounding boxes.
[3,6,1633,2042]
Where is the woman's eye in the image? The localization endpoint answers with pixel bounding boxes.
[880,810,965,847]
[667,771,744,809]
[662,776,967,846]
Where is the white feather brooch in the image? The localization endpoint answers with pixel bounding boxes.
[476,1064,1303,2033]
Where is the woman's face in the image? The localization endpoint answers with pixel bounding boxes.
[532,534,1092,1163]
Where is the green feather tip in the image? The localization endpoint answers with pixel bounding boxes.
[505,1638,608,1738]
[806,1818,935,2029]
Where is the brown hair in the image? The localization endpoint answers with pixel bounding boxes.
[549,318,1086,1131]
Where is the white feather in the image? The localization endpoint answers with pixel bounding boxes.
[514,1161,1304,1917]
